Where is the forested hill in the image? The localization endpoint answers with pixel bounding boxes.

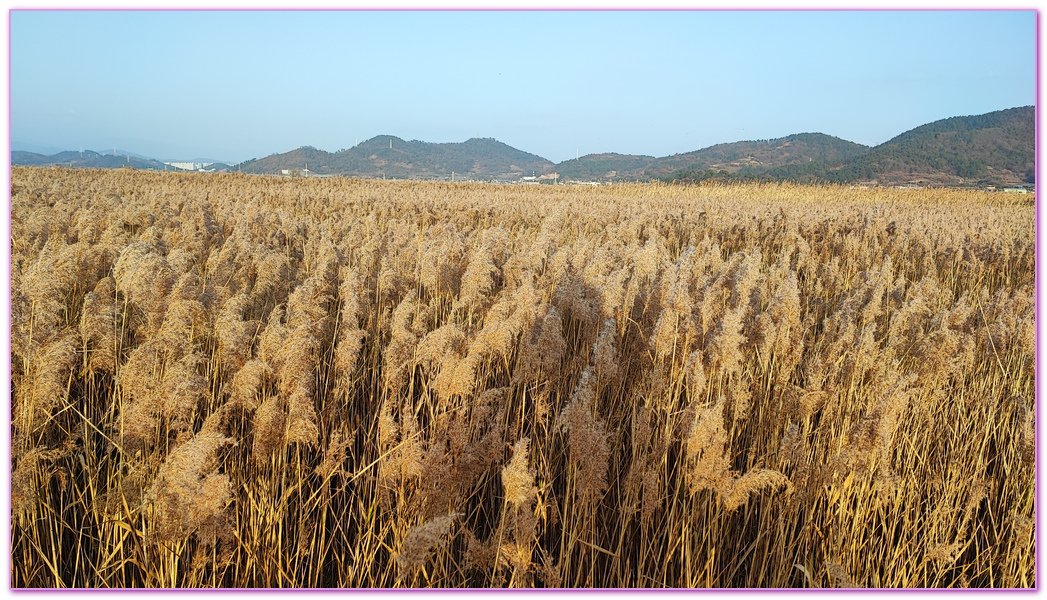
[235,136,554,180]
[667,106,1035,186]
[556,133,868,181]
[651,133,870,178]
[818,105,1035,185]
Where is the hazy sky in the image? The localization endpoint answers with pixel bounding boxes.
[10,9,1036,163]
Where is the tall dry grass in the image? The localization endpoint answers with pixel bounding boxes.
[10,167,1035,588]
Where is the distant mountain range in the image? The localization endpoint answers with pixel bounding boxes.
[11,149,171,171]
[12,106,1034,187]
[10,149,233,173]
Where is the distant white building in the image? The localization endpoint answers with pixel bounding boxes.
[165,161,213,171]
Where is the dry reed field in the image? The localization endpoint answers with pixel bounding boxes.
[10,166,1035,588]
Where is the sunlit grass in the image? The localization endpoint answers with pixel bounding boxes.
[10,167,1035,588]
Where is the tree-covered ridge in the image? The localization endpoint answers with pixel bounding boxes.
[555,153,657,180]
[824,106,1035,184]
[648,133,870,179]
[236,136,554,180]
[665,106,1034,186]
[556,133,869,182]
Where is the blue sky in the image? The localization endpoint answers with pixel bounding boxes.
[10,9,1036,164]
